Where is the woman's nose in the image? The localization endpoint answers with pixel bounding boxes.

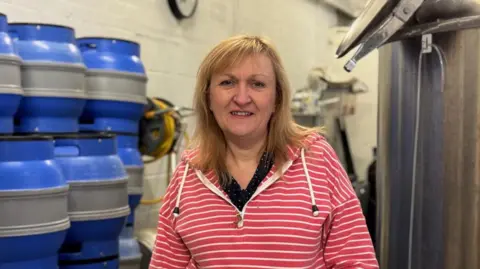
[233,83,252,105]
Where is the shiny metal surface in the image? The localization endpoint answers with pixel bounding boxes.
[338,0,480,71]
[377,29,480,269]
[338,0,424,72]
[416,0,480,23]
[335,0,394,58]
[390,15,480,41]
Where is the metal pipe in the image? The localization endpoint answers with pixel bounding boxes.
[343,0,424,72]
[415,0,480,23]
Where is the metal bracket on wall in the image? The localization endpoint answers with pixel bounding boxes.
[421,34,432,54]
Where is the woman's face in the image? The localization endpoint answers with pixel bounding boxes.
[209,54,276,142]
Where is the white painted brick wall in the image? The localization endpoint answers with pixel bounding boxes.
[0,0,344,229]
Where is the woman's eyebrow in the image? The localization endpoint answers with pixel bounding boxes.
[217,73,271,78]
[250,74,271,79]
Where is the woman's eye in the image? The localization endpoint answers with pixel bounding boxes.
[252,81,265,88]
[219,80,234,86]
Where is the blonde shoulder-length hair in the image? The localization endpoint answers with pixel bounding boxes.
[189,34,320,182]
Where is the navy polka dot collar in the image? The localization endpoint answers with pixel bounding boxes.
[222,152,274,212]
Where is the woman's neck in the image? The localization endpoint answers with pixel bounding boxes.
[225,134,266,166]
[224,135,266,188]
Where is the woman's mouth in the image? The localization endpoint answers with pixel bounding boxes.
[230,111,253,116]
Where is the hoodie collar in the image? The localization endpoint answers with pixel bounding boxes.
[172,132,324,219]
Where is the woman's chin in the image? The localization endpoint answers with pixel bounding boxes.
[225,128,261,140]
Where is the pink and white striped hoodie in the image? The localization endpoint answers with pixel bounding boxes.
[149,132,379,269]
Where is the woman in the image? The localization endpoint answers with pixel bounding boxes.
[149,35,378,269]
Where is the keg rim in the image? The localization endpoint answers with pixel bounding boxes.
[8,22,75,32]
[80,130,138,137]
[53,132,116,140]
[15,132,116,140]
[0,134,53,141]
[76,36,140,46]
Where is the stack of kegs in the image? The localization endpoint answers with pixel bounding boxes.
[0,14,71,269]
[76,37,148,268]
[0,13,22,133]
[0,13,134,269]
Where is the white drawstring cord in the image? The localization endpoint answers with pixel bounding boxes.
[173,162,189,217]
[301,148,319,217]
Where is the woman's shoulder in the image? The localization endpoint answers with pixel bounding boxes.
[304,132,331,154]
[157,147,199,213]
[294,132,356,205]
[292,131,334,160]
[157,159,190,213]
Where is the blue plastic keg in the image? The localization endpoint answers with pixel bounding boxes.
[118,226,142,268]
[0,14,22,134]
[76,38,148,134]
[115,133,144,267]
[0,135,70,269]
[53,133,130,268]
[8,23,86,133]
[116,133,144,224]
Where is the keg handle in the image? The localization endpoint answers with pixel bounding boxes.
[54,139,81,157]
[77,42,97,52]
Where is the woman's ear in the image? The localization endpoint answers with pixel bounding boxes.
[205,86,212,111]
[207,93,212,111]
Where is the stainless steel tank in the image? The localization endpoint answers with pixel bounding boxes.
[378,29,480,269]
[336,1,480,268]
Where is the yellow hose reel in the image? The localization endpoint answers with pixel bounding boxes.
[138,97,193,205]
[139,97,181,163]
